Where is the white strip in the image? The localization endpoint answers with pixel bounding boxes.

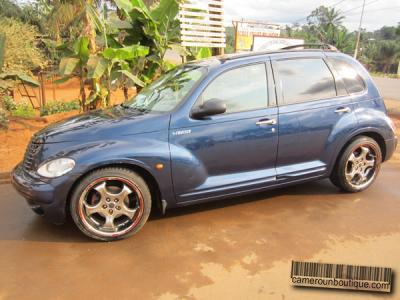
[179,17,224,26]
[181,0,224,6]
[179,11,224,19]
[179,3,224,12]
[181,30,226,37]
[182,41,226,47]
[181,36,226,42]
[180,23,225,31]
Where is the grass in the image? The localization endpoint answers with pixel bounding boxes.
[10,103,35,118]
[40,99,80,116]
[371,72,399,79]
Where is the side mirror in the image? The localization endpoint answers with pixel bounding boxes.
[191,99,227,119]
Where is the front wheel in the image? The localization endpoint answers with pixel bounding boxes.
[330,136,382,193]
[70,167,151,241]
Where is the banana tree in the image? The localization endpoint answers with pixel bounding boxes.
[114,0,182,81]
[86,44,149,105]
[58,37,90,110]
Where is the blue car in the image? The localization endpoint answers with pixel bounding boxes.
[12,47,397,241]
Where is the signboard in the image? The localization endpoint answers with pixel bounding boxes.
[179,0,226,48]
[233,20,281,51]
[252,36,304,51]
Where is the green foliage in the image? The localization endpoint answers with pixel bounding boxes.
[0,0,23,19]
[1,95,16,111]
[11,102,35,118]
[225,26,234,54]
[56,0,180,110]
[0,17,47,74]
[40,99,80,116]
[114,0,181,76]
[0,33,5,72]
[195,48,212,60]
[0,108,7,128]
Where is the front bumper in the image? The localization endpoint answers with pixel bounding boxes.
[11,164,77,224]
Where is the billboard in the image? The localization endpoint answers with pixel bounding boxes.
[233,20,280,51]
[252,36,304,51]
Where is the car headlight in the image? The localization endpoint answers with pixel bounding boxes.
[37,158,75,178]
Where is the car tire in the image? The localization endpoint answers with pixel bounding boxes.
[330,136,382,193]
[70,167,152,241]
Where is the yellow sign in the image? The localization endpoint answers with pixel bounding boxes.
[234,20,280,51]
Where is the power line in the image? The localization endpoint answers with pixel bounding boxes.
[345,5,400,16]
[292,0,347,24]
[292,0,380,25]
[341,0,379,15]
[331,0,347,8]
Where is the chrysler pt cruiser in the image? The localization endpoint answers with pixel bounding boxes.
[12,47,397,241]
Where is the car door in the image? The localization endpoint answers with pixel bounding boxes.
[169,61,279,203]
[271,54,358,180]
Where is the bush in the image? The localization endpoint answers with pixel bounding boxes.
[1,95,16,111]
[11,102,35,118]
[0,17,47,74]
[0,107,7,128]
[40,99,80,116]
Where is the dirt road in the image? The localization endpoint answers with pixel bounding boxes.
[1,161,399,299]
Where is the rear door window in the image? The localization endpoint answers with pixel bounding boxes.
[275,58,337,105]
[327,57,366,94]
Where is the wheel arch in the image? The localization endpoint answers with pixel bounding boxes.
[66,162,163,217]
[330,130,387,175]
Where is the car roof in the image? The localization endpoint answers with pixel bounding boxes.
[188,49,349,71]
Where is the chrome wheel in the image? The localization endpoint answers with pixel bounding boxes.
[345,144,380,190]
[77,177,144,237]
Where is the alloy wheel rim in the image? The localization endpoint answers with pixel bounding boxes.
[78,177,144,237]
[345,143,380,189]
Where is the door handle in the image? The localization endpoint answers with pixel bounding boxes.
[256,118,277,126]
[335,107,351,114]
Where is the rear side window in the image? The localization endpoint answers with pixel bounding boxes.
[199,63,268,114]
[275,58,336,104]
[328,57,365,94]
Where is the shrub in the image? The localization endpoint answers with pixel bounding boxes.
[0,17,47,74]
[1,95,16,111]
[11,102,35,118]
[0,107,7,128]
[40,99,80,116]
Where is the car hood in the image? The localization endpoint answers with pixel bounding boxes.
[35,106,170,143]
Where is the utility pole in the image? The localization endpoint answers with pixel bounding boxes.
[354,0,366,59]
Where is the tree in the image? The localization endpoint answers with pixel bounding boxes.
[0,17,47,74]
[377,41,399,74]
[0,0,23,19]
[306,6,345,44]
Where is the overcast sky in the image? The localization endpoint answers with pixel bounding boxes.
[224,0,400,31]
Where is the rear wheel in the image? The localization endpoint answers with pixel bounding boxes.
[330,136,382,193]
[70,167,151,241]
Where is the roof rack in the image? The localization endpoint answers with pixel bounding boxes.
[218,43,339,62]
[280,43,338,51]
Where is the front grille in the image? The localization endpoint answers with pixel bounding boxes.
[23,137,44,171]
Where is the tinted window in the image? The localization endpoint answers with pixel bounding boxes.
[199,64,268,113]
[276,58,336,104]
[328,57,365,94]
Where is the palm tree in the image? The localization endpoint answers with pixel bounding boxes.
[307,6,345,45]
[377,41,399,74]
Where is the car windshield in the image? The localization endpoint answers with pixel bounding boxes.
[124,66,206,112]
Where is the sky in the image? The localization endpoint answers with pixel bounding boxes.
[223,0,400,31]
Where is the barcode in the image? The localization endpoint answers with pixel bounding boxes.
[291,261,391,283]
